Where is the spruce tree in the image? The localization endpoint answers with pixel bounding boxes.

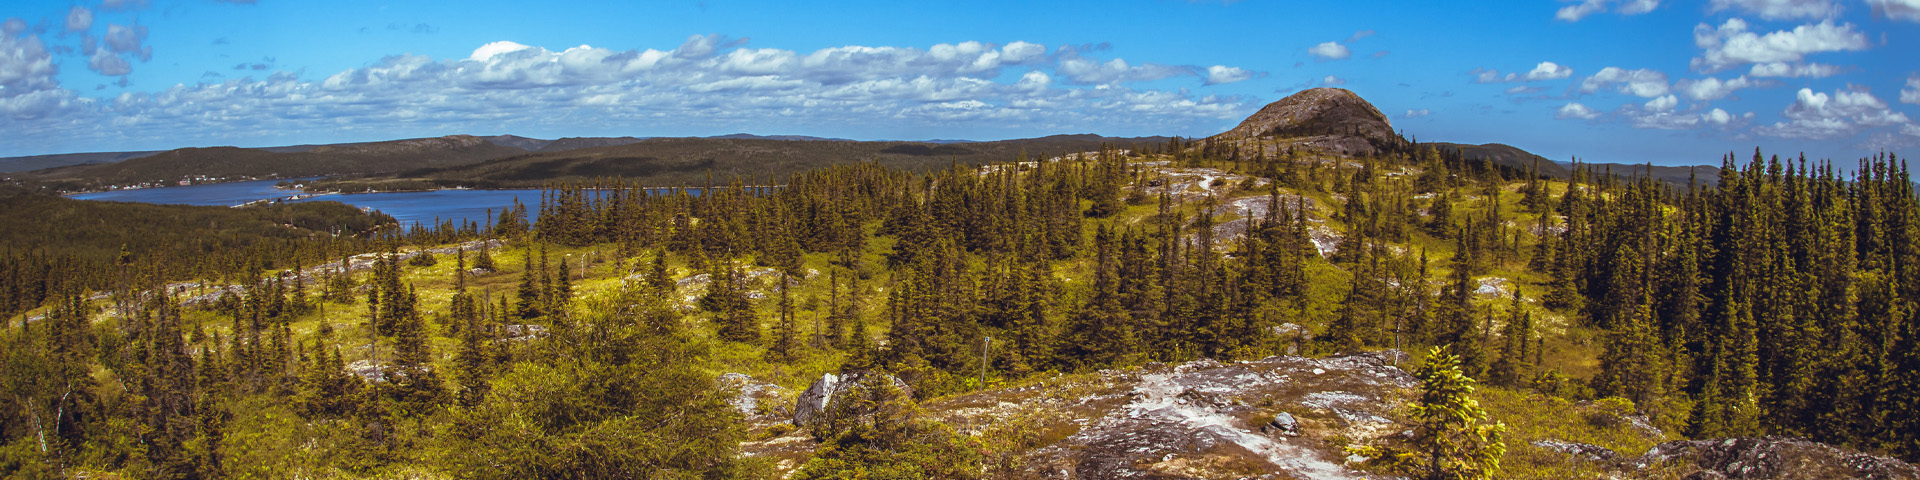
[1487,290,1533,387]
[1591,298,1669,414]
[706,260,760,343]
[824,267,851,349]
[1428,191,1456,239]
[472,244,497,272]
[383,284,445,408]
[514,247,544,320]
[1353,346,1506,480]
[1061,225,1134,370]
[1433,243,1486,377]
[843,312,877,372]
[1878,284,1920,459]
[648,252,674,295]
[769,271,798,363]
[450,251,490,406]
[1323,246,1380,353]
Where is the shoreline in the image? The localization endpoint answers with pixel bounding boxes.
[65,177,773,200]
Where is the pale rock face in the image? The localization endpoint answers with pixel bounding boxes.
[792,371,912,426]
[1634,437,1920,479]
[792,372,842,427]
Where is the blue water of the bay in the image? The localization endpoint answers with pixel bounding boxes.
[70,178,544,227]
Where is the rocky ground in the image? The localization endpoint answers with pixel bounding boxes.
[738,351,1416,479]
[1634,437,1920,480]
[991,351,1413,479]
[732,350,1920,479]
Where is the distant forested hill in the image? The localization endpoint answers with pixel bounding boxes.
[316,134,1170,189]
[20,135,525,191]
[1424,141,1722,186]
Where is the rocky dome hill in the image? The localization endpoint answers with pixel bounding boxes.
[1209,87,1408,158]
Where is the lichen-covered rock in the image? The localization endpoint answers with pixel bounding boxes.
[1262,412,1300,437]
[927,351,1414,479]
[345,360,388,382]
[1637,436,1920,480]
[1533,439,1623,464]
[501,324,547,342]
[718,373,789,423]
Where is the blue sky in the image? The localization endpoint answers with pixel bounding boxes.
[1,0,1916,165]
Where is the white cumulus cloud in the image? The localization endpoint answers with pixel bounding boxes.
[0,30,80,121]
[1784,87,1909,126]
[1620,97,1754,130]
[1558,102,1602,119]
[1,31,58,95]
[1580,67,1671,98]
[1056,56,1190,84]
[1474,61,1574,85]
[1403,109,1430,118]
[1709,0,1842,19]
[85,23,151,77]
[1704,108,1736,125]
[66,6,92,32]
[1202,65,1257,85]
[1321,75,1346,86]
[88,48,130,76]
[470,41,536,62]
[1525,61,1574,80]
[1675,76,1756,100]
[1473,68,1504,84]
[1902,75,1919,105]
[1691,19,1867,73]
[1868,0,1920,21]
[1747,62,1841,77]
[1557,0,1660,21]
[1307,41,1350,60]
[1644,94,1680,112]
[1558,0,1608,21]
[103,23,150,59]
[1619,0,1661,14]
[1756,87,1913,139]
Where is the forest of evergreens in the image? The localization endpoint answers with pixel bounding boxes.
[1,139,1916,478]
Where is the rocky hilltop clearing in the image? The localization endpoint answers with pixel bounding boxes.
[734,350,1918,479]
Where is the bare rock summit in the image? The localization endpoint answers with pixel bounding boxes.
[1211,87,1404,157]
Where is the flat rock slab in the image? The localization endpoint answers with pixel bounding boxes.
[929,351,1415,479]
[1638,437,1920,480]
